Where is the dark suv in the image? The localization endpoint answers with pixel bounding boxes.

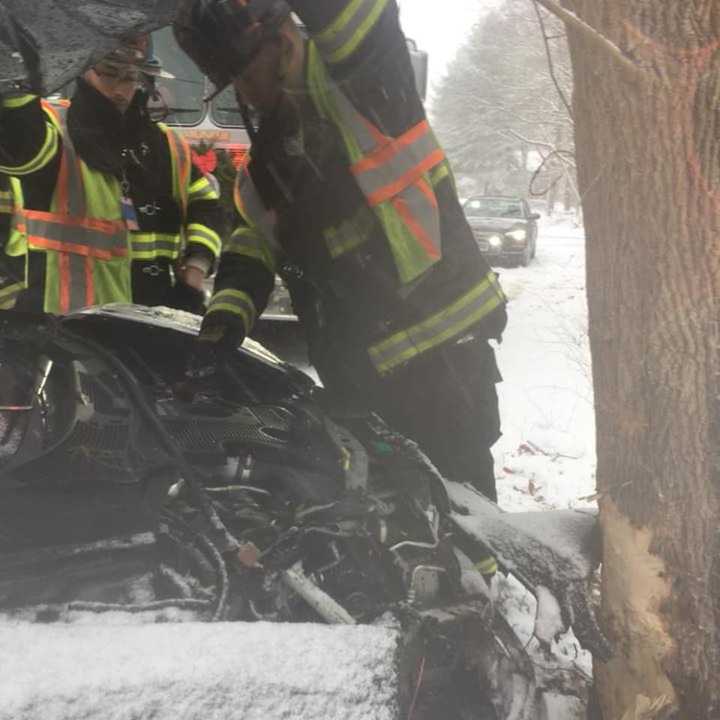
[463,196,540,266]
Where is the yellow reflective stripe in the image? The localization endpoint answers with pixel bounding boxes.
[0,192,13,214]
[0,280,24,299]
[226,227,276,272]
[323,207,375,259]
[475,556,498,576]
[369,273,506,375]
[207,288,257,333]
[2,94,36,109]
[130,233,181,260]
[0,279,25,309]
[316,0,390,64]
[430,162,450,188]
[188,176,219,203]
[0,121,59,175]
[187,223,222,257]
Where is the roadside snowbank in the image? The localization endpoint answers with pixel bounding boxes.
[0,622,399,720]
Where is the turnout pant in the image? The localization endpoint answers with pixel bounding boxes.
[319,335,502,501]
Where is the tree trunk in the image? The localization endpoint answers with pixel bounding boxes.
[560,2,720,718]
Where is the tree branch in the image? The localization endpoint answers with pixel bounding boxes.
[532,0,574,121]
[533,0,644,79]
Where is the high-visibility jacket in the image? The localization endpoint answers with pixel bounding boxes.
[0,87,223,314]
[0,176,26,310]
[209,0,506,381]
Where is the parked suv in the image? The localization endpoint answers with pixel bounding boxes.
[463,196,540,266]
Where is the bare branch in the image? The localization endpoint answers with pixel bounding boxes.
[531,0,574,122]
[534,0,644,79]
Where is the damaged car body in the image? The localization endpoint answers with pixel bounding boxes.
[0,306,606,719]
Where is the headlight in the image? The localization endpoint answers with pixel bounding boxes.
[505,229,527,242]
[488,234,503,248]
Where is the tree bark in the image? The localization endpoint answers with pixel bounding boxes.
[560,2,720,717]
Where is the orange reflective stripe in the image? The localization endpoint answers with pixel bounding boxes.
[352,121,431,174]
[416,177,438,208]
[24,210,125,236]
[164,127,191,218]
[391,194,441,260]
[29,236,126,260]
[365,148,445,207]
[85,256,94,306]
[59,252,71,314]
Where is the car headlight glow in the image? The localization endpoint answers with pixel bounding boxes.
[505,229,527,242]
[488,234,503,248]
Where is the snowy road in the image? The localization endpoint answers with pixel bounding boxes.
[492,218,596,512]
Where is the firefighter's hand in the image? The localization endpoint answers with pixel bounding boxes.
[198,311,246,354]
[176,263,206,291]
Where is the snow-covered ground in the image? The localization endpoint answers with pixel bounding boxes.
[493,217,596,513]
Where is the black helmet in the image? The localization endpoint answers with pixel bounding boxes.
[173,0,291,92]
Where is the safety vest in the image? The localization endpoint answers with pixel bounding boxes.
[19,102,193,315]
[231,42,506,376]
[0,177,27,310]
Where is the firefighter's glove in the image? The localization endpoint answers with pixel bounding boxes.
[198,311,246,354]
[164,281,207,316]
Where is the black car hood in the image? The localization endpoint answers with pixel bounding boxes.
[465,216,527,233]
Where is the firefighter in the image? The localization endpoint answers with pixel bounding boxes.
[0,36,224,315]
[174,0,508,506]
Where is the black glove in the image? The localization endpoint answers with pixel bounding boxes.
[198,310,246,353]
[163,281,207,316]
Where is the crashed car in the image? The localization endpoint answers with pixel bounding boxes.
[0,306,606,719]
[463,196,540,267]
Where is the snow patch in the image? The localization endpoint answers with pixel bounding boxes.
[0,622,400,720]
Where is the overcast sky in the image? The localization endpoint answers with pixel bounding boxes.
[397,0,503,100]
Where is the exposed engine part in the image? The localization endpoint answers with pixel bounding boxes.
[282,563,356,625]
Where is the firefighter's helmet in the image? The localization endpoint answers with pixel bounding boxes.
[103,34,174,79]
[173,0,291,92]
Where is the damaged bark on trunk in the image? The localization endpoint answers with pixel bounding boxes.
[554,1,720,718]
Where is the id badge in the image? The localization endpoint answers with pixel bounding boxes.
[120,195,140,231]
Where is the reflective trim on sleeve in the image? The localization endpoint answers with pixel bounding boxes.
[207,288,257,334]
[226,226,276,272]
[0,121,59,176]
[187,223,222,257]
[315,0,390,64]
[0,281,24,310]
[188,175,219,203]
[368,272,506,375]
[130,232,182,261]
[475,556,498,576]
[2,94,36,109]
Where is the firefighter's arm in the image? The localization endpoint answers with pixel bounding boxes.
[0,95,60,176]
[179,164,225,288]
[289,0,398,67]
[199,219,277,348]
